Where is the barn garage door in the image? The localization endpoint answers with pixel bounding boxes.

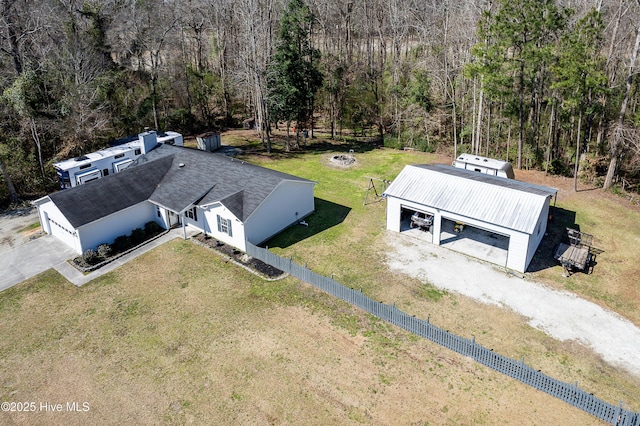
[439,218,509,267]
[399,205,434,243]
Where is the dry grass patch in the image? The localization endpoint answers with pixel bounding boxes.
[2,133,638,423]
[0,240,606,424]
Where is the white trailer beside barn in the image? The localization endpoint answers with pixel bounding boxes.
[453,153,515,179]
[383,164,557,273]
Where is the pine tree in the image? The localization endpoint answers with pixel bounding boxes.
[466,0,566,168]
[267,0,323,151]
[551,8,608,191]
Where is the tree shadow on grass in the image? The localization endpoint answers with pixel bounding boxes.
[263,198,351,249]
[527,206,578,273]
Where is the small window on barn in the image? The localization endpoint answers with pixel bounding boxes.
[114,153,125,159]
[79,163,92,170]
[103,169,109,176]
[134,148,141,155]
[217,214,232,237]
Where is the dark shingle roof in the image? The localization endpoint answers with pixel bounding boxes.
[50,145,315,227]
[49,156,173,228]
[131,145,314,220]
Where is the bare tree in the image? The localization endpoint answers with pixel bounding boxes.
[603,5,640,190]
[235,0,278,151]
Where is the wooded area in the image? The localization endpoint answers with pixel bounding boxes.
[1,0,639,205]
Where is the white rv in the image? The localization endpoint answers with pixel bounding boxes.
[452,154,515,179]
[54,131,183,189]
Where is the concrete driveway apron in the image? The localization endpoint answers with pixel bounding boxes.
[0,235,76,292]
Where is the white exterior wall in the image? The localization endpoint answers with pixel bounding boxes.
[57,150,141,188]
[202,204,246,251]
[506,231,530,272]
[36,198,82,253]
[182,206,206,234]
[244,181,315,245]
[76,201,157,254]
[524,199,551,270]
[153,205,171,229]
[385,196,403,232]
[385,195,535,273]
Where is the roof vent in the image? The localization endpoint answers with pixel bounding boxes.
[178,163,185,168]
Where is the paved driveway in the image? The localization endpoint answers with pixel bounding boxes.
[1,205,191,291]
[0,235,77,291]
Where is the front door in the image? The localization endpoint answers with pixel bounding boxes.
[168,211,181,228]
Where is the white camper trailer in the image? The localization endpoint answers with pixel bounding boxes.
[54,131,183,189]
[452,154,515,179]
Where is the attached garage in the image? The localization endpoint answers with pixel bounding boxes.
[36,144,316,256]
[383,164,557,273]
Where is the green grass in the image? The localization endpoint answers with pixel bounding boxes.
[417,283,448,302]
[247,146,435,299]
[1,134,639,423]
[241,136,640,409]
[17,221,41,233]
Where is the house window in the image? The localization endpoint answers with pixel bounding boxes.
[156,206,161,218]
[102,168,109,177]
[186,207,198,221]
[79,163,92,170]
[114,153,125,159]
[217,214,232,237]
[134,148,141,155]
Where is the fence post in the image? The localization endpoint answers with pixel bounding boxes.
[471,335,476,359]
[615,401,623,426]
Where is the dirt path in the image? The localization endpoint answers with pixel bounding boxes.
[386,231,640,378]
[0,206,40,251]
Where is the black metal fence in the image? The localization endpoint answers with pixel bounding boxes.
[246,242,639,425]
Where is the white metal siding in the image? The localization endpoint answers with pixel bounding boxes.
[384,165,555,234]
[525,199,551,269]
[383,166,554,272]
[386,197,402,232]
[386,193,534,273]
[244,181,315,245]
[507,232,530,272]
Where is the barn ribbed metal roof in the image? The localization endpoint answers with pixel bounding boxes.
[383,164,557,234]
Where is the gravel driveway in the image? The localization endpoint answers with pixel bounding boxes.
[386,231,640,378]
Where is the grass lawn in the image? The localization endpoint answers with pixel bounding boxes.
[1,130,638,424]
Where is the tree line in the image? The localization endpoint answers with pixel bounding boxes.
[1,0,639,206]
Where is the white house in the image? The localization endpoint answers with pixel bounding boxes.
[36,144,316,255]
[383,164,557,273]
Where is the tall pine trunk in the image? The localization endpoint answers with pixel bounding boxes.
[603,21,640,190]
[574,109,583,192]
